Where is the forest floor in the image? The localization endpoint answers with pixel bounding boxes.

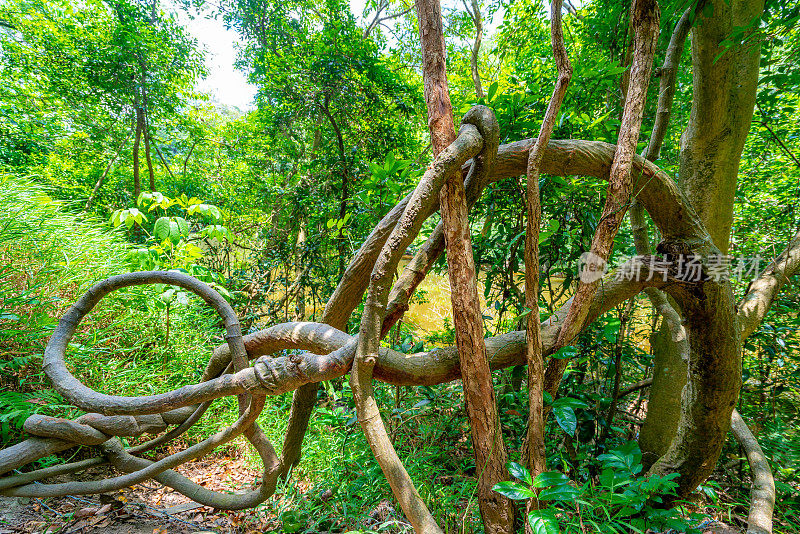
[0,448,750,534]
[0,451,410,533]
[0,454,280,533]
[0,461,749,534]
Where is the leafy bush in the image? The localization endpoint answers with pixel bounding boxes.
[493,442,701,533]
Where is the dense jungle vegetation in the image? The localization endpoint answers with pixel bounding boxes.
[0,0,799,532]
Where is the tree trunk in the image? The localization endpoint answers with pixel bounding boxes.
[628,4,695,467]
[641,0,765,465]
[144,118,155,192]
[415,0,512,531]
[639,304,688,468]
[543,0,659,397]
[523,0,571,507]
[464,0,484,99]
[679,0,764,253]
[138,64,155,192]
[133,108,143,201]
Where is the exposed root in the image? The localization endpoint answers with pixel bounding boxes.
[731,409,776,534]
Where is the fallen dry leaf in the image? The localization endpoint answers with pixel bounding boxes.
[74,507,98,519]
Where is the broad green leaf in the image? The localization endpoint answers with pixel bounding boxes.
[159,287,176,303]
[507,461,532,485]
[128,208,146,224]
[528,510,559,534]
[528,516,548,534]
[553,405,577,434]
[516,307,533,322]
[154,217,170,240]
[210,283,232,299]
[487,81,498,101]
[552,346,576,359]
[532,471,570,488]
[538,483,579,501]
[183,243,203,259]
[175,217,189,237]
[208,205,222,221]
[491,481,536,500]
[551,397,589,410]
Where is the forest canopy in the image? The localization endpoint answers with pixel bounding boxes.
[0,0,799,532]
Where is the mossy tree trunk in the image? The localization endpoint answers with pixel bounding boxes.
[640,0,765,467]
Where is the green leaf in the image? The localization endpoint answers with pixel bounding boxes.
[208,205,222,221]
[598,468,632,489]
[130,208,146,224]
[551,346,576,359]
[598,441,642,472]
[532,471,570,488]
[528,510,560,534]
[210,282,232,299]
[554,405,577,434]
[175,217,189,237]
[201,224,232,241]
[183,242,203,259]
[507,461,532,485]
[528,516,548,534]
[538,483,579,501]
[516,307,534,322]
[551,397,589,410]
[159,287,176,303]
[487,81,498,102]
[154,217,170,240]
[491,481,536,500]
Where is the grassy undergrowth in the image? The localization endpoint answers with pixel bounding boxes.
[0,174,235,449]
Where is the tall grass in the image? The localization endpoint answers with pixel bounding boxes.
[0,174,231,447]
[0,174,132,441]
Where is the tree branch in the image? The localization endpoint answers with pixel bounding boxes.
[523,0,572,498]
[730,409,775,534]
[738,226,800,340]
[544,0,660,399]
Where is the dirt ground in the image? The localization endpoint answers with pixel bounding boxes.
[0,455,277,533]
